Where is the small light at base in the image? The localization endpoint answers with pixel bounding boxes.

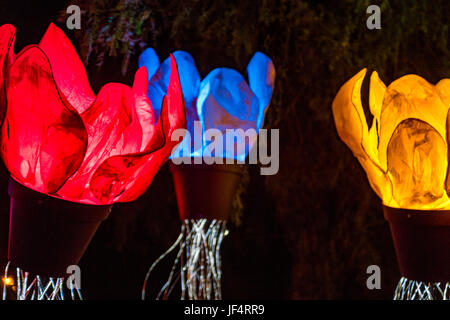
[2,276,14,286]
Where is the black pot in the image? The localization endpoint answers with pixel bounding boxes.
[383,205,450,283]
[170,158,243,220]
[8,178,112,277]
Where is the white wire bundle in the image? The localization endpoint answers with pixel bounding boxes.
[1,261,82,300]
[142,219,228,300]
[394,277,449,300]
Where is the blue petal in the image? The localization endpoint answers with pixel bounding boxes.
[197,68,260,159]
[149,51,200,122]
[146,82,165,122]
[138,48,160,81]
[172,51,201,105]
[155,51,201,158]
[151,51,200,103]
[246,51,275,130]
[198,68,259,130]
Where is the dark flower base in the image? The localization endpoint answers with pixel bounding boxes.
[8,178,112,277]
[170,158,243,221]
[383,205,450,283]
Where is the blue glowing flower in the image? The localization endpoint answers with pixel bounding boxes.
[138,49,275,161]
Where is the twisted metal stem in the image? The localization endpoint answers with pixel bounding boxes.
[1,262,82,300]
[142,219,228,300]
[394,277,450,300]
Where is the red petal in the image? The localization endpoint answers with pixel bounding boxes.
[39,23,94,113]
[133,66,156,150]
[57,81,145,202]
[0,24,16,125]
[164,55,187,137]
[1,46,87,194]
[89,55,186,203]
[87,133,165,204]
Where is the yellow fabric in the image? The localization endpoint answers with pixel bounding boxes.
[332,70,450,209]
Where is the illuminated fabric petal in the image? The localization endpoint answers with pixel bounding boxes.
[247,51,275,130]
[332,69,392,201]
[0,24,16,125]
[1,46,87,194]
[0,24,182,204]
[369,71,385,120]
[163,51,200,106]
[143,52,170,122]
[90,55,186,203]
[333,70,450,209]
[146,51,200,124]
[146,78,165,123]
[387,119,448,209]
[197,68,260,159]
[367,71,385,153]
[198,68,259,131]
[133,66,156,150]
[138,48,160,81]
[142,50,275,160]
[57,75,147,203]
[169,51,201,141]
[143,51,200,157]
[169,51,201,156]
[445,108,450,197]
[39,23,95,114]
[436,78,450,107]
[378,75,448,171]
[333,69,371,158]
[89,110,166,204]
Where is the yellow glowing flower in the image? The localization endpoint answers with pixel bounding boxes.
[332,69,450,210]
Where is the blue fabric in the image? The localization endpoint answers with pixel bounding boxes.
[138,49,275,160]
[138,48,160,81]
[197,68,259,131]
[247,52,276,130]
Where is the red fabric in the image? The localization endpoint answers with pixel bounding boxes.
[92,55,187,202]
[0,24,15,126]
[39,23,95,114]
[2,46,88,194]
[0,24,186,204]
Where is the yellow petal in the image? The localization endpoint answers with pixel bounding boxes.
[369,71,386,121]
[367,71,386,164]
[436,78,450,106]
[332,69,392,201]
[378,75,448,172]
[387,119,447,209]
[332,69,369,157]
[445,108,450,197]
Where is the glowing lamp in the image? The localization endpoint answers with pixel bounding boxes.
[139,49,275,219]
[139,49,275,300]
[0,24,185,298]
[332,69,450,299]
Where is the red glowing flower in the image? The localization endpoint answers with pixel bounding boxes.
[0,24,186,204]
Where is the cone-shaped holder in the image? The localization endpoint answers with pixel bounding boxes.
[383,205,450,283]
[8,178,112,277]
[169,158,243,220]
[0,196,8,265]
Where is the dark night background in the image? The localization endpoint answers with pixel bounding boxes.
[0,0,449,299]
